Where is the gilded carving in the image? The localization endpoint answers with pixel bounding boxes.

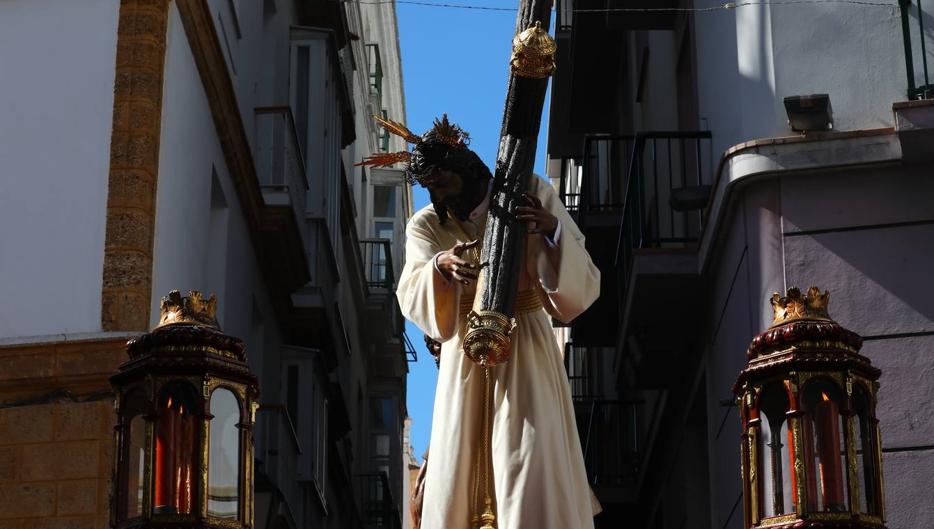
[103,0,169,331]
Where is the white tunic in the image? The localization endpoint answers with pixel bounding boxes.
[397,176,602,529]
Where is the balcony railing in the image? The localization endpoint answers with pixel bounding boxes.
[611,132,713,298]
[574,400,643,488]
[254,404,303,518]
[900,0,934,100]
[360,239,394,291]
[357,472,401,529]
[403,332,418,363]
[564,343,595,400]
[254,107,308,217]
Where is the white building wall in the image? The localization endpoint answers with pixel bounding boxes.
[152,5,281,382]
[0,0,120,339]
[693,2,906,156]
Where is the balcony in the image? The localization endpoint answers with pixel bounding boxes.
[357,473,402,529]
[562,132,712,350]
[254,107,308,216]
[899,0,934,100]
[253,107,311,292]
[360,239,394,292]
[573,400,645,504]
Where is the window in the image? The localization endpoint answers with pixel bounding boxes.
[121,390,148,521]
[373,185,396,218]
[853,384,880,515]
[365,44,383,106]
[208,389,241,519]
[282,358,327,496]
[370,397,394,429]
[294,46,310,161]
[757,383,794,519]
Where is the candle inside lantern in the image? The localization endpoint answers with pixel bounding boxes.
[175,404,194,514]
[154,397,177,513]
[814,392,845,511]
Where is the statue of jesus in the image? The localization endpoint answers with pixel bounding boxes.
[369,116,602,529]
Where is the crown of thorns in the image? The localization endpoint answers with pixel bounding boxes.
[354,114,471,186]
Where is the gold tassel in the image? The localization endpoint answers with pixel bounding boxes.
[472,366,497,529]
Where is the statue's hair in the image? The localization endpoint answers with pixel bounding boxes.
[411,141,492,224]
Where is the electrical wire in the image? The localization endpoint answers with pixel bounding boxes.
[341,0,899,12]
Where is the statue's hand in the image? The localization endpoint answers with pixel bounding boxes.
[436,239,480,286]
[516,193,558,239]
[410,456,428,528]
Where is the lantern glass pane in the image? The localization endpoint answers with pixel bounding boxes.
[802,379,849,513]
[126,415,146,518]
[209,388,241,519]
[758,383,794,518]
[153,382,198,515]
[854,384,879,515]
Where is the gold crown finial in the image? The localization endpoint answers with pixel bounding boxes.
[769,286,831,327]
[157,290,219,329]
[510,20,556,79]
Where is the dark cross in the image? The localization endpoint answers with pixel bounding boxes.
[472,0,553,322]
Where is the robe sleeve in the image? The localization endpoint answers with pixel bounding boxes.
[396,213,462,341]
[527,178,601,324]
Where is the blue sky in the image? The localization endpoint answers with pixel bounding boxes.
[396,1,552,459]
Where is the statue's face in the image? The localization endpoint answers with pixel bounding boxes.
[427,168,486,221]
[427,169,464,205]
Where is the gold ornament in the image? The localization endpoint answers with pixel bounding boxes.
[157,290,219,329]
[769,286,831,327]
[510,21,557,79]
[463,310,516,367]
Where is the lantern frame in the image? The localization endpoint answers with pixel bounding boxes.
[110,291,260,529]
[735,287,886,529]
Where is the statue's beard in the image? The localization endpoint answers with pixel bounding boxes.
[431,175,488,223]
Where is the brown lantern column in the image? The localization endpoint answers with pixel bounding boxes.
[735,287,886,529]
[110,291,260,529]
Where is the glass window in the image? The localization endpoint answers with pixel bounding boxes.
[853,384,880,515]
[757,383,794,518]
[373,186,396,218]
[374,434,390,457]
[154,382,198,515]
[209,388,241,519]
[122,391,148,521]
[370,397,394,430]
[375,221,394,242]
[802,379,849,513]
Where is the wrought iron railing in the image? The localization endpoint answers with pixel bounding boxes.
[403,332,418,363]
[581,135,636,212]
[556,157,582,213]
[564,343,594,400]
[360,239,394,290]
[357,472,401,529]
[574,400,643,488]
[612,132,713,291]
[254,107,308,216]
[900,0,934,100]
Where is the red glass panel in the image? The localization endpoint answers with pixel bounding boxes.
[154,389,197,514]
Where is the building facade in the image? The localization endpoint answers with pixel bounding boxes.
[0,1,412,528]
[547,1,934,529]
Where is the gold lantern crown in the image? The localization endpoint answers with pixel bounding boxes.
[157,290,219,329]
[769,286,831,327]
[510,21,557,79]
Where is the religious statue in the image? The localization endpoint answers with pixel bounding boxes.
[359,112,602,528]
[357,2,599,526]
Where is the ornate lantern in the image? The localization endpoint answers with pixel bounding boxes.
[735,287,886,529]
[110,291,260,528]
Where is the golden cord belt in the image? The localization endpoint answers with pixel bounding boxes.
[459,289,543,316]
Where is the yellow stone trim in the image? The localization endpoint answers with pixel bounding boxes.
[102,0,171,331]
